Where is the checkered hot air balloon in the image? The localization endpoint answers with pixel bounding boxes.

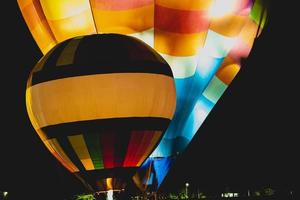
[25,34,176,194]
[18,0,268,192]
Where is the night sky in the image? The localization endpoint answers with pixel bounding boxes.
[1,1,298,199]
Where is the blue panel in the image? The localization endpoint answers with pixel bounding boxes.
[151,57,224,157]
[153,157,175,188]
[137,56,228,190]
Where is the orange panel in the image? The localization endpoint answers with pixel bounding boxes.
[154,29,206,56]
[92,5,154,34]
[210,14,247,37]
[216,57,240,85]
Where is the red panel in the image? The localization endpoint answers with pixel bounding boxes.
[155,5,209,34]
[132,131,155,165]
[100,132,116,169]
[123,131,155,167]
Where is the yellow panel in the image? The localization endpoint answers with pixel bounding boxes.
[47,10,96,42]
[68,135,95,171]
[137,131,162,166]
[47,139,79,172]
[40,0,91,20]
[156,0,213,10]
[93,5,154,34]
[27,73,176,128]
[154,29,206,56]
[210,14,246,37]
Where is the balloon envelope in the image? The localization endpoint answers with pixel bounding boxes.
[19,0,267,191]
[25,34,176,192]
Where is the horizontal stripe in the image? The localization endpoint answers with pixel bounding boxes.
[91,0,153,10]
[37,34,170,70]
[28,73,175,128]
[160,53,198,78]
[40,0,92,20]
[41,118,170,139]
[156,0,213,10]
[47,10,96,42]
[93,5,154,34]
[210,14,247,37]
[155,5,209,34]
[31,62,172,85]
[68,135,95,170]
[154,29,206,56]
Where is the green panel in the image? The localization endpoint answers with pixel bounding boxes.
[84,133,104,170]
[250,0,267,28]
[203,76,227,104]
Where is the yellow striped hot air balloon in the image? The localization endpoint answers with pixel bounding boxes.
[26,34,176,196]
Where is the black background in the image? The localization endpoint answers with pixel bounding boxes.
[1,1,298,199]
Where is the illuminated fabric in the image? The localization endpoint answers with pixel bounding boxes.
[26,34,176,192]
[18,0,267,191]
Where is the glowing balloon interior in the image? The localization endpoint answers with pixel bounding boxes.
[25,34,176,192]
[19,0,267,191]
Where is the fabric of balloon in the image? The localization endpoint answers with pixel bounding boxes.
[25,34,176,192]
[18,0,267,191]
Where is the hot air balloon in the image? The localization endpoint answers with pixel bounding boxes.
[18,0,268,192]
[25,34,176,198]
